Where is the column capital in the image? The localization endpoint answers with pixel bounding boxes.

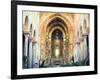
[24,33,30,38]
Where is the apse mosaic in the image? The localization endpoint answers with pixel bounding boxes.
[22,11,90,69]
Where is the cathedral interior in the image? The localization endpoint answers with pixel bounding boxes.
[22,11,90,69]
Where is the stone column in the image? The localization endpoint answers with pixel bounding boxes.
[23,33,29,68]
[48,37,52,65]
[32,41,35,67]
[73,34,81,63]
[28,38,33,68]
[23,16,30,68]
[82,33,88,60]
[63,37,66,64]
[33,42,38,68]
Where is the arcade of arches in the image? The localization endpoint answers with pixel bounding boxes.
[22,11,90,68]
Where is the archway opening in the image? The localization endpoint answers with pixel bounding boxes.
[45,16,69,66]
